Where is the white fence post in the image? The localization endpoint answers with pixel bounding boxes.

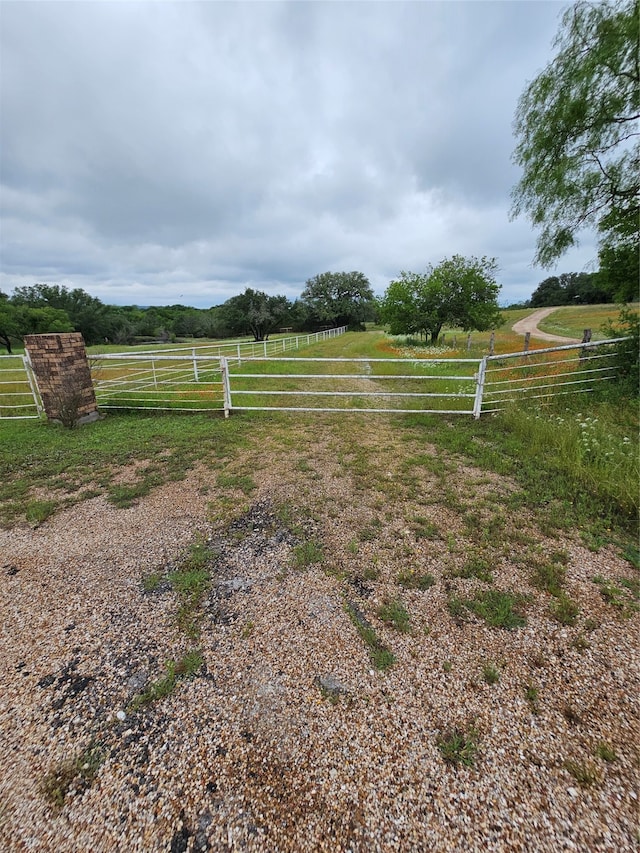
[473,356,488,419]
[220,357,231,418]
[192,348,199,382]
[152,358,158,388]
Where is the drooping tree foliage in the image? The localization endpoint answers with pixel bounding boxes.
[380,256,502,344]
[511,0,639,271]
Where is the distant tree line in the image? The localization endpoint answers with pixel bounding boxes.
[0,273,378,353]
[524,245,638,309]
[2,246,635,353]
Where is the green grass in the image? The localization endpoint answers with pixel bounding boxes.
[450,590,527,629]
[0,411,250,526]
[595,742,617,762]
[141,572,164,593]
[529,560,567,597]
[564,758,601,787]
[168,537,216,637]
[524,683,540,714]
[25,499,58,526]
[41,742,104,809]
[216,473,256,495]
[345,601,396,671]
[536,304,630,341]
[402,392,638,551]
[437,727,478,767]
[291,539,324,569]
[129,649,204,712]
[376,598,411,633]
[592,574,639,617]
[396,570,435,590]
[454,551,494,584]
[482,662,500,685]
[550,593,580,626]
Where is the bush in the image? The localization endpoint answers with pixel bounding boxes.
[603,306,639,397]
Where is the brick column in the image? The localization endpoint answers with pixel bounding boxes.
[24,333,100,425]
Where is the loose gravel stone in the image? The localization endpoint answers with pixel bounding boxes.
[1,425,638,852]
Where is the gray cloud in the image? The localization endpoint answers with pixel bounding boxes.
[0,0,598,309]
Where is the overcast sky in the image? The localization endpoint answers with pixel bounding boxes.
[0,0,599,309]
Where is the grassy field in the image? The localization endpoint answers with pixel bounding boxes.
[535,304,636,340]
[1,327,637,545]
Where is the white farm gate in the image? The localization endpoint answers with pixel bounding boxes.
[0,353,42,419]
[87,338,626,418]
[0,337,627,420]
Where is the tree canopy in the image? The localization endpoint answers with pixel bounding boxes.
[511,0,639,268]
[301,271,375,330]
[0,292,74,353]
[216,288,292,342]
[380,256,502,344]
[529,271,614,307]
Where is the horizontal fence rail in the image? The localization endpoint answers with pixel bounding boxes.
[100,326,348,362]
[0,335,628,419]
[226,357,481,414]
[477,338,626,417]
[91,353,226,412]
[0,354,42,419]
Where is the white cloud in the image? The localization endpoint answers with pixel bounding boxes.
[1,0,599,309]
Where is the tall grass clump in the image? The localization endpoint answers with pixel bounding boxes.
[498,398,638,522]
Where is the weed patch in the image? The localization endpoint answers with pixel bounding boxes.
[377,598,411,633]
[451,589,527,629]
[409,515,439,540]
[129,649,203,712]
[41,743,104,809]
[454,551,494,584]
[291,540,324,569]
[437,727,478,767]
[564,758,601,787]
[529,560,566,597]
[550,593,580,626]
[141,572,165,593]
[396,570,435,590]
[25,499,58,526]
[345,600,395,671]
[168,537,215,637]
[216,473,256,495]
[482,662,500,685]
[524,684,540,714]
[592,575,639,617]
[595,742,617,762]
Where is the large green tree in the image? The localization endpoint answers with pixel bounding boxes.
[301,271,375,330]
[11,283,116,344]
[0,291,73,353]
[217,288,292,342]
[511,0,639,268]
[380,256,502,344]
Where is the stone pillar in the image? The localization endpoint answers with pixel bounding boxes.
[24,333,99,425]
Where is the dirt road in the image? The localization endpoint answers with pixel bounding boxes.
[512,307,581,343]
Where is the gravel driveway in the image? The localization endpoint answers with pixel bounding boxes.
[1,419,638,852]
[512,308,581,344]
